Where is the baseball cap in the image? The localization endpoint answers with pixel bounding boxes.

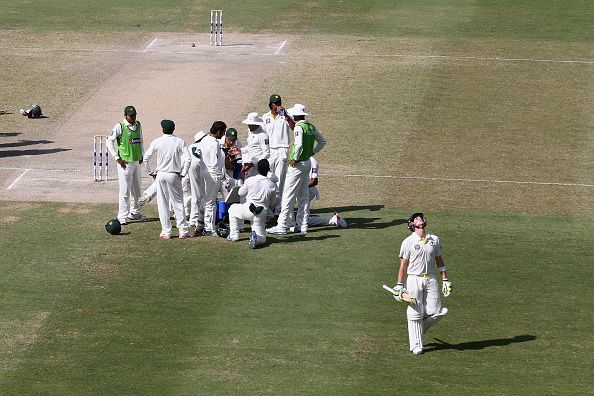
[269,94,282,104]
[124,105,137,116]
[225,128,238,141]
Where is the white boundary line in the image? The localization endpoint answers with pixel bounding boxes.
[320,173,594,188]
[7,169,29,190]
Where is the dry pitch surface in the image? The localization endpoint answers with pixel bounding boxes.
[0,32,288,203]
[0,31,592,215]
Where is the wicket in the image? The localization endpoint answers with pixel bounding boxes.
[210,9,223,46]
[93,135,109,181]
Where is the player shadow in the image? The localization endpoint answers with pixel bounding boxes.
[343,217,407,230]
[310,204,384,215]
[0,139,54,149]
[0,148,71,158]
[424,335,537,352]
[0,132,21,137]
[266,234,341,245]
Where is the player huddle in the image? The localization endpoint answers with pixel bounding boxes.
[105,95,346,248]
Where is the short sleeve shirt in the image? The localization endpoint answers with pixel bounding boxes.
[399,232,442,275]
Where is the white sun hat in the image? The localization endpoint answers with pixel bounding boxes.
[287,104,309,116]
[242,112,265,126]
[194,131,206,142]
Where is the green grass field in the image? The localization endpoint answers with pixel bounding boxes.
[1,0,593,394]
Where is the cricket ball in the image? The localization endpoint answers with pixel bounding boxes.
[191,42,196,47]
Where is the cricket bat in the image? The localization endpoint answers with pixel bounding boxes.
[382,284,417,304]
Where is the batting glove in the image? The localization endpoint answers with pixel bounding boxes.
[442,279,452,297]
[393,283,404,302]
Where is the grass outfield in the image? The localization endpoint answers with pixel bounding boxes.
[1,0,593,394]
[0,202,592,393]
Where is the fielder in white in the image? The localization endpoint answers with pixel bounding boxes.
[394,213,452,354]
[262,94,294,214]
[267,104,326,235]
[231,112,269,179]
[227,159,277,249]
[106,105,145,225]
[287,156,347,230]
[186,131,208,231]
[199,121,227,236]
[143,120,192,239]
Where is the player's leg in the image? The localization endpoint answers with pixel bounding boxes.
[228,203,252,240]
[202,172,219,234]
[294,160,311,233]
[406,275,425,354]
[128,162,143,218]
[156,173,172,238]
[423,277,447,334]
[139,180,158,206]
[117,162,133,223]
[168,173,189,236]
[251,211,267,246]
[271,165,299,232]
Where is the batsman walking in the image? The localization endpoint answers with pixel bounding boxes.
[394,213,452,354]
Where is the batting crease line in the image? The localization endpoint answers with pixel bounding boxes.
[143,38,158,53]
[3,46,592,64]
[321,173,594,188]
[275,40,287,55]
[1,167,591,188]
[7,169,29,190]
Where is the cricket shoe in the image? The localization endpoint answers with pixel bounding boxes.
[266,226,287,235]
[159,235,171,240]
[127,213,147,222]
[412,347,423,355]
[248,231,257,249]
[227,235,240,242]
[330,213,347,228]
[179,232,194,239]
[205,230,219,237]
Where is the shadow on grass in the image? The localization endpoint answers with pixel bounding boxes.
[346,217,407,230]
[424,334,537,352]
[265,234,341,245]
[310,204,384,215]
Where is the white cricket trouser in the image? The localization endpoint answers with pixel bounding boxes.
[182,175,191,218]
[202,171,221,232]
[406,275,442,321]
[277,160,311,231]
[156,172,188,237]
[117,161,142,223]
[188,165,205,227]
[408,319,423,352]
[228,203,267,246]
[269,147,289,213]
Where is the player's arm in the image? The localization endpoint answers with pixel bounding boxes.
[260,134,270,159]
[106,123,126,168]
[397,258,408,285]
[312,129,327,155]
[308,178,318,188]
[435,255,448,280]
[289,127,303,167]
[143,142,155,175]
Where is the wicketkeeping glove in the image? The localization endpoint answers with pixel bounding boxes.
[393,283,404,302]
[442,279,452,297]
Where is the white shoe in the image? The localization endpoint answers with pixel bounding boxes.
[127,213,147,221]
[138,195,151,206]
[288,226,296,233]
[412,347,423,355]
[248,231,257,249]
[300,229,307,235]
[331,212,347,228]
[227,235,239,242]
[179,232,193,239]
[266,226,287,235]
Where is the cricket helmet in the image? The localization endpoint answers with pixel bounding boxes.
[407,212,426,232]
[216,222,230,238]
[105,219,122,235]
[29,105,42,118]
